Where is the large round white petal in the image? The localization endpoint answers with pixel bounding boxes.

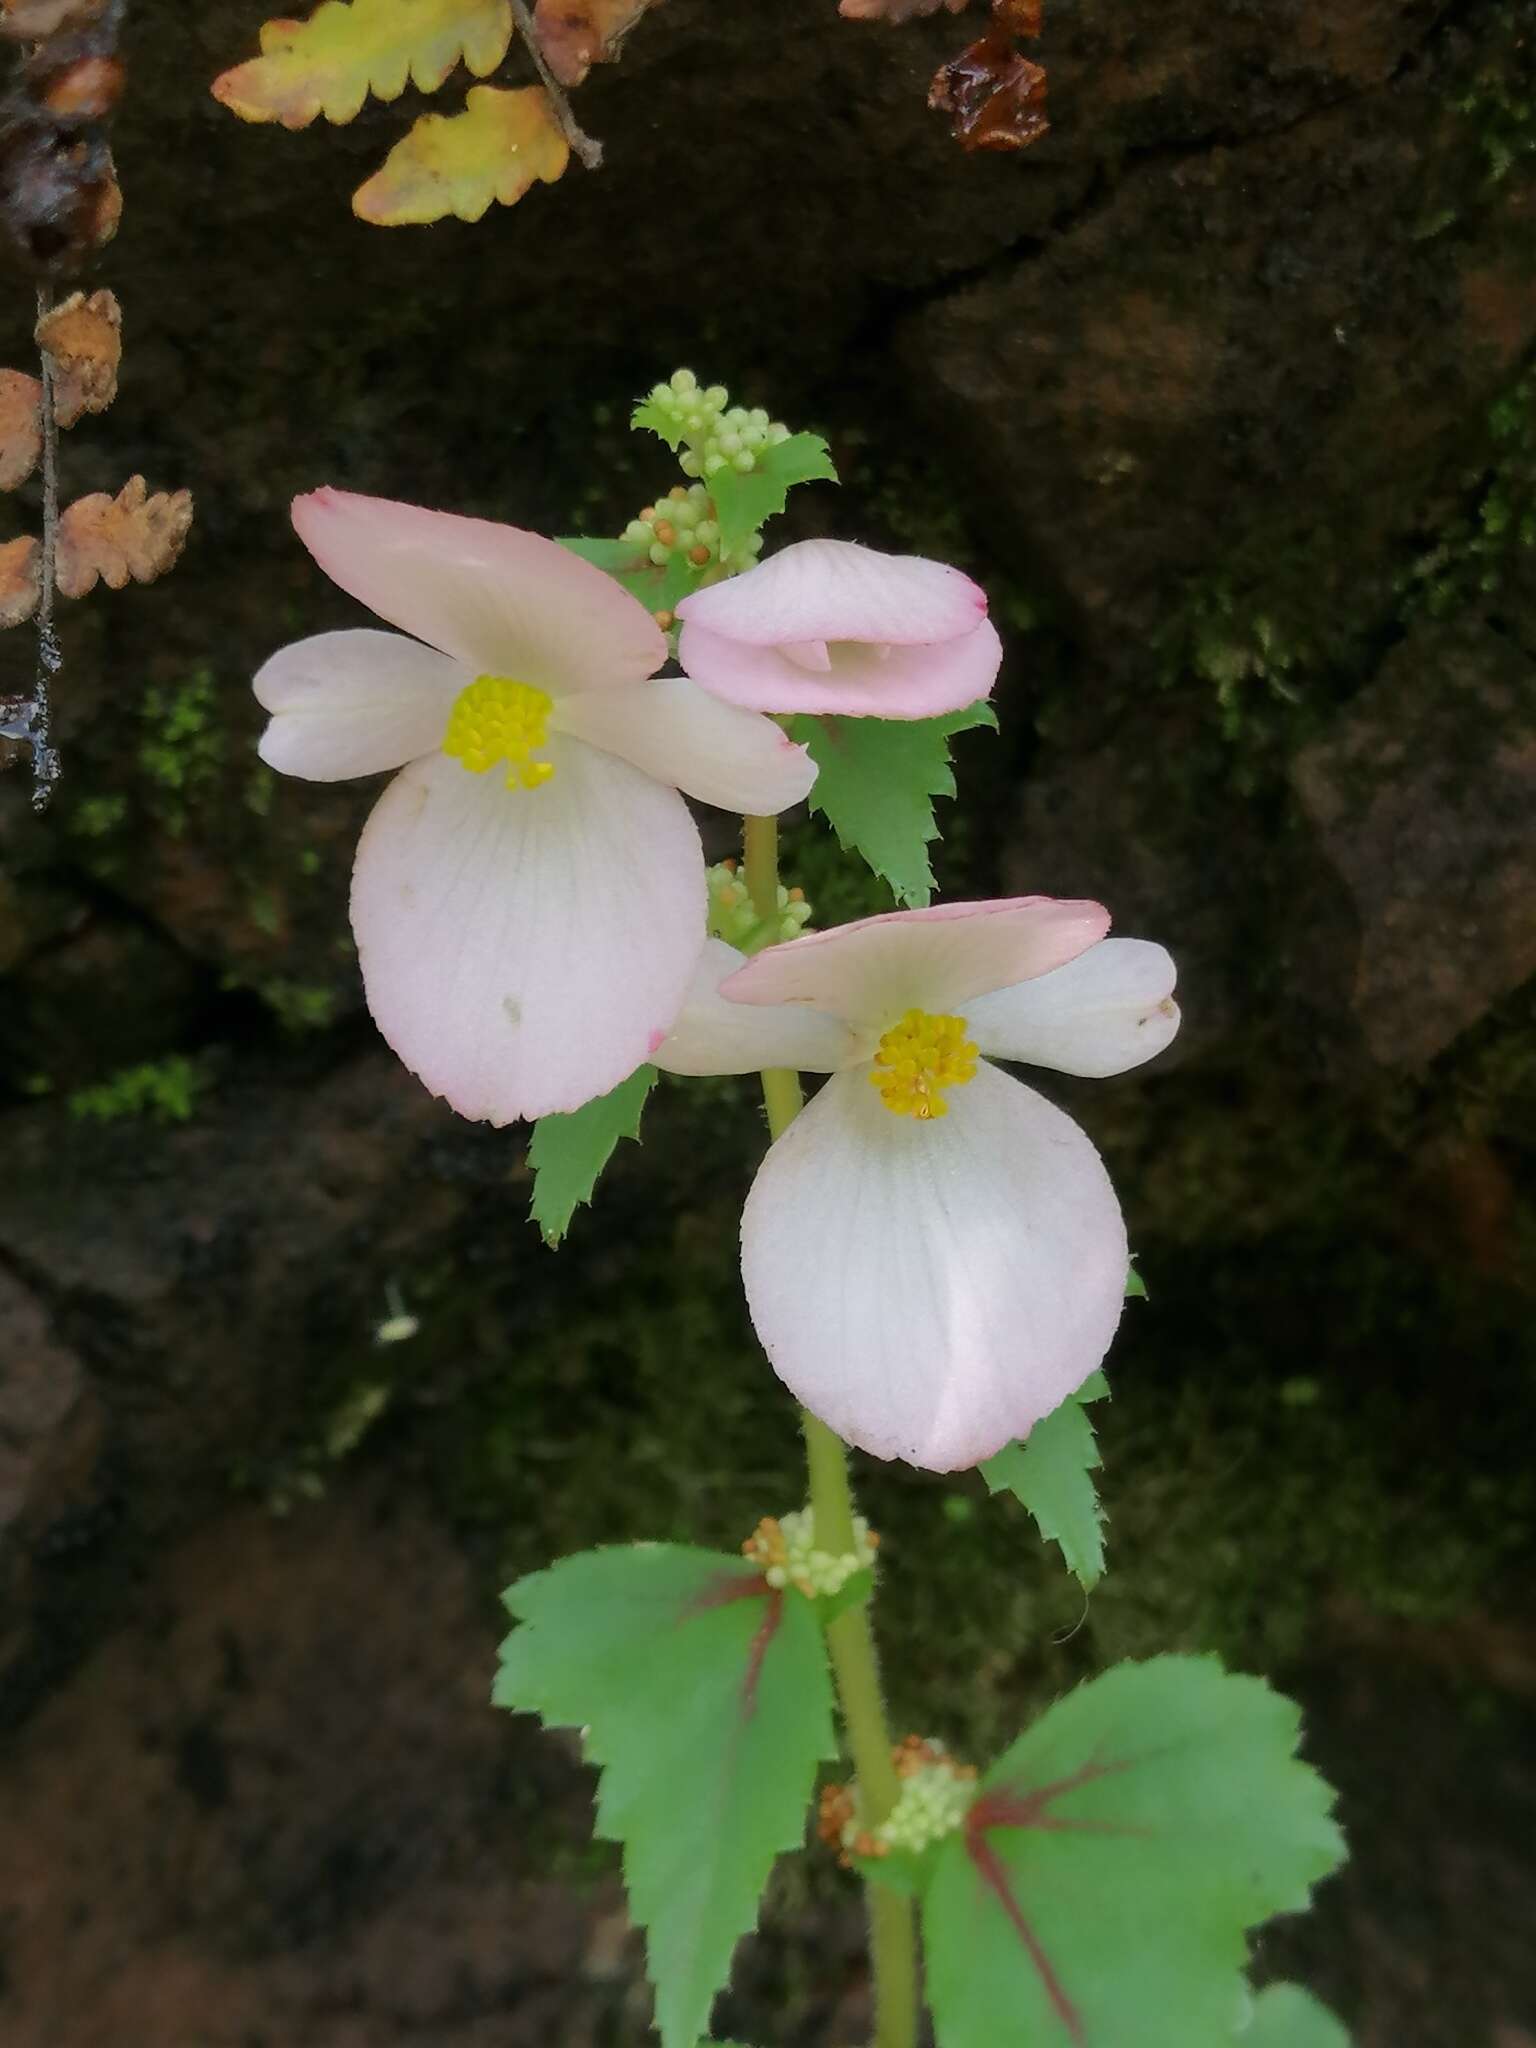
[675,616,1003,719]
[967,938,1181,1077]
[350,738,704,1123]
[742,1064,1128,1471]
[722,897,1110,1034]
[552,677,817,814]
[675,539,989,646]
[293,489,666,695]
[254,629,464,781]
[655,940,853,1077]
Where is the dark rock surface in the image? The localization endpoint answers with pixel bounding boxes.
[1,0,1534,2041]
[1293,620,1536,1065]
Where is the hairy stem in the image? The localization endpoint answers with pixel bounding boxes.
[744,813,920,2048]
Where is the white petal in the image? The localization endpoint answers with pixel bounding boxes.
[967,939,1181,1077]
[255,630,463,781]
[722,897,1110,1034]
[741,1064,1128,1471]
[552,676,816,814]
[655,939,853,1076]
[350,739,704,1123]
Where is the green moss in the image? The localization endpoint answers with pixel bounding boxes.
[1400,366,1536,624]
[239,975,340,1033]
[68,793,129,839]
[67,1055,206,1125]
[138,668,226,833]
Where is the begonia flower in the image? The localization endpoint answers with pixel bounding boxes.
[254,490,816,1123]
[654,904,1180,1471]
[674,538,1004,718]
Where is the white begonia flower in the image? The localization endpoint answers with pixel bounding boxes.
[253,489,816,1124]
[653,904,1180,1471]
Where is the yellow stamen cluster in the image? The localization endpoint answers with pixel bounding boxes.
[869,1009,978,1120]
[442,675,555,791]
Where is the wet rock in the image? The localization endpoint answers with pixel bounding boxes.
[1291,620,1536,1066]
[898,15,1536,677]
[0,1267,104,1678]
[0,1476,622,2048]
[0,1052,465,1712]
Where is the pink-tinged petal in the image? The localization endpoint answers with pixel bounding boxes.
[655,939,853,1077]
[292,489,665,695]
[676,615,1003,718]
[350,737,703,1124]
[967,938,1181,1077]
[742,1064,1128,1471]
[552,676,817,814]
[722,897,1110,1034]
[254,629,463,782]
[675,539,988,647]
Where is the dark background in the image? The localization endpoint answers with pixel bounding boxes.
[1,0,1534,2041]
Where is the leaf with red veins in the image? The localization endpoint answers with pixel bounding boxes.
[495,1542,835,2048]
[923,1656,1347,2048]
[929,25,1049,151]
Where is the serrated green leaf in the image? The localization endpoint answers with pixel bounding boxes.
[631,396,688,450]
[495,1546,835,2048]
[925,1656,1346,2048]
[980,1373,1109,1590]
[1125,1261,1148,1299]
[788,701,996,908]
[1243,1984,1350,2046]
[558,536,700,614]
[527,1065,655,1246]
[708,433,838,552]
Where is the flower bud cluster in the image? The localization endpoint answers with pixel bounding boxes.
[818,1736,977,1865]
[621,482,763,580]
[707,859,813,951]
[645,367,793,482]
[742,1503,877,1600]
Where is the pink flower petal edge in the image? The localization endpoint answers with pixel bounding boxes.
[675,539,989,647]
[292,488,666,695]
[676,615,1003,719]
[720,897,1112,1029]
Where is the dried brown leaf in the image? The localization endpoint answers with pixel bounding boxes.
[0,0,113,37]
[992,0,1041,34]
[34,285,119,426]
[55,475,192,599]
[0,533,40,625]
[0,367,42,488]
[839,0,968,20]
[930,26,1048,150]
[532,0,661,87]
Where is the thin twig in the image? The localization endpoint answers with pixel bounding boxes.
[507,0,604,169]
[30,277,61,811]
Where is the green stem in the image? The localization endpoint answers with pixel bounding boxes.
[744,815,920,2048]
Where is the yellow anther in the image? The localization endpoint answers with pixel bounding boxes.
[869,1009,978,1121]
[442,675,555,791]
